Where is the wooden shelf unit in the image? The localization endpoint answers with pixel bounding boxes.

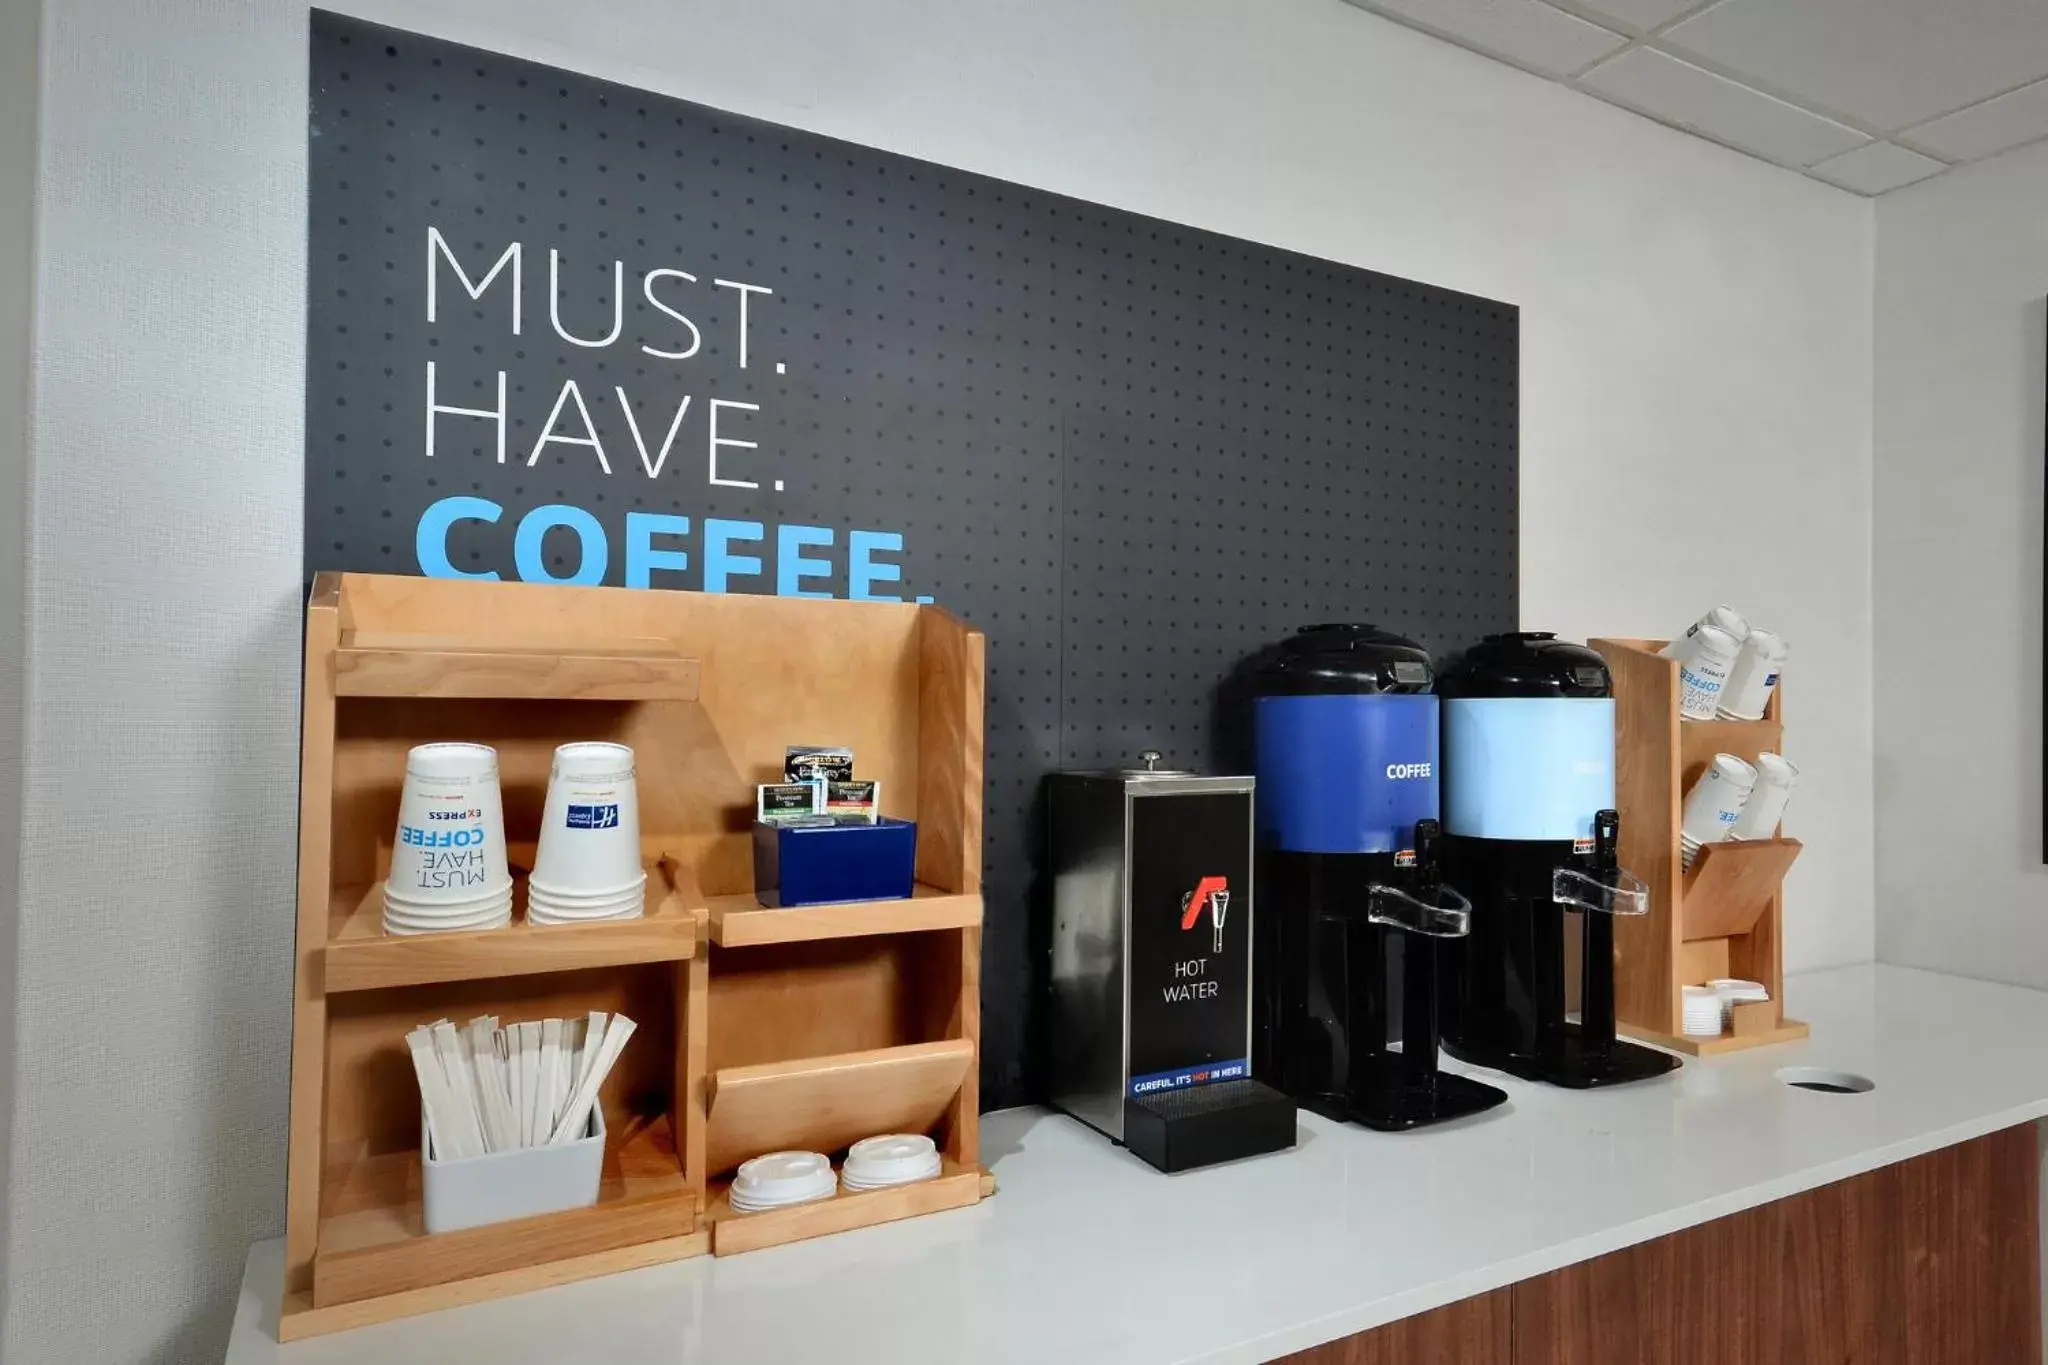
[704,1162,986,1256]
[312,1112,694,1307]
[284,572,988,1339]
[706,883,982,946]
[323,861,702,993]
[1591,637,1808,1058]
[333,631,699,700]
[705,1039,975,1173]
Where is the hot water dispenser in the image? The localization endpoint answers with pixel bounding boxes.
[1047,760,1297,1172]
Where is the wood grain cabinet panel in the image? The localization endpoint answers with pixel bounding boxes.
[1518,1122,2038,1365]
[1278,1124,2039,1365]
[1274,1288,1512,1364]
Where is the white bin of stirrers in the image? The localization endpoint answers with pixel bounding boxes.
[422,1104,604,1235]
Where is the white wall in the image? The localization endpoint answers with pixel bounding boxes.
[1873,143,2048,986]
[13,0,1874,1359]
[0,0,43,1336]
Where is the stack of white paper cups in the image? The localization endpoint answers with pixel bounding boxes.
[1717,629,1788,721]
[1680,753,1758,870]
[383,743,513,935]
[527,743,645,925]
[1729,752,1798,839]
[1682,985,1724,1038]
[1661,605,1748,661]
[1708,977,1770,1031]
[1667,623,1743,720]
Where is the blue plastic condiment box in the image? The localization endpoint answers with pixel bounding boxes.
[752,817,918,907]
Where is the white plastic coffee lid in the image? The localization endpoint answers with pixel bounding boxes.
[843,1134,940,1187]
[733,1150,836,1208]
[1707,978,1770,1003]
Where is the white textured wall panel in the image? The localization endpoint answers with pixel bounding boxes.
[8,2,305,1361]
[0,0,43,1332]
[1874,143,2048,994]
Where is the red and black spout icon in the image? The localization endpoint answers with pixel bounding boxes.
[1180,876,1231,955]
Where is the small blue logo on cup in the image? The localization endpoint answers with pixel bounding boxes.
[567,804,620,829]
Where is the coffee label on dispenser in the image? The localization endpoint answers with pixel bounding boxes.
[1125,789,1254,1098]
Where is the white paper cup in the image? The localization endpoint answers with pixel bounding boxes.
[1680,753,1757,868]
[524,892,643,912]
[530,744,643,897]
[528,887,644,911]
[1662,605,1749,660]
[1717,628,1787,721]
[528,894,645,925]
[1673,624,1742,721]
[527,866,647,923]
[383,883,514,920]
[383,899,513,935]
[1729,752,1798,840]
[387,743,512,906]
[384,913,512,937]
[382,877,516,910]
[526,872,648,906]
[385,884,514,916]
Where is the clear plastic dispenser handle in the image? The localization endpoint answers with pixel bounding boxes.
[1552,865,1650,916]
[1367,883,1473,939]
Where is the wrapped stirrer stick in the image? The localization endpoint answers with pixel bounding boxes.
[549,1015,636,1146]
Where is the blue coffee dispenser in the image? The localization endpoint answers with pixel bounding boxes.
[1250,625,1506,1131]
[1437,632,1677,1088]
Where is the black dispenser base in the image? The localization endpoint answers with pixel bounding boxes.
[1345,1057,1508,1132]
[1535,1029,1681,1089]
[1452,1024,1681,1090]
[1122,1079,1297,1173]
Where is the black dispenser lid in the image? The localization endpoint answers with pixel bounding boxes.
[1248,623,1434,696]
[1436,632,1612,699]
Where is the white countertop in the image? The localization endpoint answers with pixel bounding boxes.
[225,964,2048,1365]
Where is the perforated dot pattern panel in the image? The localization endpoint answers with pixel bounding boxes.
[307,13,1517,1109]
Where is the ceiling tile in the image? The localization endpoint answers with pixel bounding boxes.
[1578,48,1868,167]
[1806,141,1948,194]
[1908,77,2048,162]
[1345,0,1627,79]
[1663,0,2048,131]
[1569,0,1703,33]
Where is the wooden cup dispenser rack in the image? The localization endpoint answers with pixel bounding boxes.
[281,572,990,1339]
[1589,638,1807,1057]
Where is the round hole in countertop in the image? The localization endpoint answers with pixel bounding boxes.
[1775,1066,1875,1094]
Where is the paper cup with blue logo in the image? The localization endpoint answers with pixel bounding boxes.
[1673,624,1742,721]
[530,743,644,905]
[385,743,513,913]
[1679,752,1757,869]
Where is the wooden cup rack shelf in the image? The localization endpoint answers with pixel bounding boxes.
[1590,638,1807,1057]
[283,572,988,1340]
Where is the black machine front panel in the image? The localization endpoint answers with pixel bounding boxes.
[1126,790,1255,1095]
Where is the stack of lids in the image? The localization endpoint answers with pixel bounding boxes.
[1708,977,1770,1031]
[729,1151,837,1214]
[1681,985,1724,1038]
[841,1134,942,1192]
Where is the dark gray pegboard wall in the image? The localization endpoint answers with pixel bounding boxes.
[306,11,1518,1109]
